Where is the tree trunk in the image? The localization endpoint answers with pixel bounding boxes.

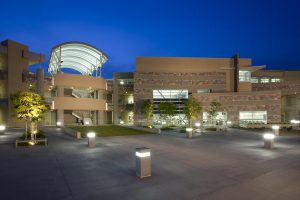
[30,121,38,141]
[25,121,28,140]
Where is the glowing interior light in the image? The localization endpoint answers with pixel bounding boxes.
[272,125,280,130]
[120,120,124,125]
[85,121,90,125]
[120,80,124,85]
[162,121,166,125]
[0,125,6,131]
[195,122,201,127]
[136,152,151,158]
[263,133,275,140]
[186,128,193,132]
[226,121,232,125]
[291,120,300,124]
[56,121,61,126]
[87,132,96,138]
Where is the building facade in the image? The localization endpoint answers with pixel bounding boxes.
[133,56,297,126]
[0,40,45,127]
[1,39,300,128]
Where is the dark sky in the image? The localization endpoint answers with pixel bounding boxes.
[1,0,300,78]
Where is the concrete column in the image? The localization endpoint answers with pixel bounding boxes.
[97,110,105,125]
[57,86,64,97]
[36,67,44,96]
[113,76,119,124]
[57,109,64,126]
[56,85,64,126]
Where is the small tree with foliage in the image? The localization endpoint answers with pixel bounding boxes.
[141,100,153,126]
[11,92,49,140]
[208,101,222,127]
[158,101,176,125]
[184,97,202,127]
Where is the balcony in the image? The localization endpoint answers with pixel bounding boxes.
[52,97,106,110]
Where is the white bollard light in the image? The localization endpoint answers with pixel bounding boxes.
[194,122,201,133]
[87,132,96,148]
[272,125,280,136]
[56,121,62,128]
[0,125,6,132]
[136,147,151,178]
[263,133,275,149]
[186,127,193,138]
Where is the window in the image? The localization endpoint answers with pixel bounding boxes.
[153,90,188,99]
[239,70,251,82]
[271,77,281,83]
[197,89,210,93]
[239,111,267,124]
[203,112,227,122]
[127,95,134,104]
[251,77,259,83]
[260,77,269,83]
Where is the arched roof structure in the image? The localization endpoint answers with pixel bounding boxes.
[48,42,108,76]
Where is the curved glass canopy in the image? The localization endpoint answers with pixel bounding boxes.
[48,42,108,76]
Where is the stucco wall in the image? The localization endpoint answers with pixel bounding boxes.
[53,73,106,90]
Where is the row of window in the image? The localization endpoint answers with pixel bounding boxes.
[153,111,268,125]
[202,111,267,123]
[251,77,281,83]
[153,90,189,99]
[239,70,282,83]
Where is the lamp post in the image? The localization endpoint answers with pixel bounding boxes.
[263,133,275,149]
[272,125,280,136]
[87,132,96,148]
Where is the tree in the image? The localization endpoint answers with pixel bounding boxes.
[141,100,153,126]
[184,97,202,127]
[11,92,49,140]
[208,101,222,127]
[158,101,176,125]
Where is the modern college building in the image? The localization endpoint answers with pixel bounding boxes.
[1,39,300,128]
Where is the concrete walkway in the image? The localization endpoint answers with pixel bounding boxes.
[0,127,300,200]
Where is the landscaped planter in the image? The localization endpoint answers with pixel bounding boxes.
[62,127,81,139]
[123,126,160,134]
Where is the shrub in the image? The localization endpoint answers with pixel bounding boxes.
[19,130,45,140]
[205,127,217,131]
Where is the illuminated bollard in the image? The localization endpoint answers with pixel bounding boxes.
[56,121,62,128]
[186,128,193,138]
[195,122,201,133]
[272,125,280,136]
[87,132,96,148]
[225,121,232,131]
[136,147,151,178]
[263,133,275,149]
[0,125,6,133]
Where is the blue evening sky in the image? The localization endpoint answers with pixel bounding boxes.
[0,0,300,78]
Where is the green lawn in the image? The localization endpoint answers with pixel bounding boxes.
[233,127,300,136]
[68,125,155,137]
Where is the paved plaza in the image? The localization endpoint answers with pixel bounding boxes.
[0,128,300,200]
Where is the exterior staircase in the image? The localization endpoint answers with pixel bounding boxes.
[71,110,93,125]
